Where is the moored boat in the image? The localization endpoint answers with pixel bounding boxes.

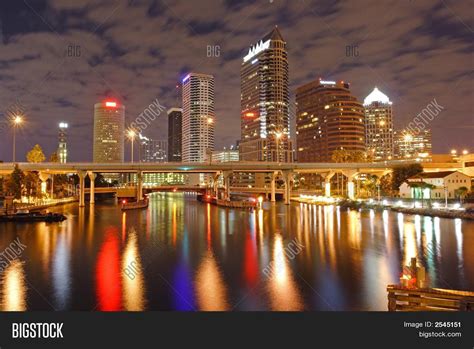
[121,198,149,210]
[0,210,67,222]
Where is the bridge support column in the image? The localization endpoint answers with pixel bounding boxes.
[342,170,359,200]
[38,172,49,198]
[212,172,220,197]
[270,171,277,202]
[88,172,96,204]
[78,171,86,207]
[223,171,232,201]
[323,171,336,197]
[282,171,293,205]
[136,171,143,201]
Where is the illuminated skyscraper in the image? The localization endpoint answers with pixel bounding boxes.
[296,79,365,162]
[58,122,68,163]
[167,108,182,162]
[181,73,215,163]
[139,134,167,162]
[364,87,394,161]
[93,100,125,163]
[394,129,432,160]
[240,26,293,162]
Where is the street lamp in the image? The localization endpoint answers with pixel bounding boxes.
[12,115,23,162]
[444,185,448,208]
[127,129,136,163]
[275,131,282,162]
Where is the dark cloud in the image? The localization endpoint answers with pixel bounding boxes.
[0,0,472,162]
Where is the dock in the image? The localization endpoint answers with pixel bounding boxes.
[387,285,474,311]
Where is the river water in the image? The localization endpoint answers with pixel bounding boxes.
[0,192,472,311]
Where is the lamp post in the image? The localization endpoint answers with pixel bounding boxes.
[127,129,136,163]
[12,115,23,162]
[444,185,448,208]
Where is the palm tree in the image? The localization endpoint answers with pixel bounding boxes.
[455,186,469,204]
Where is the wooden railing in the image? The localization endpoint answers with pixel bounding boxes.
[387,285,474,311]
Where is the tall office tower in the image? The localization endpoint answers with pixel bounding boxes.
[394,129,432,160]
[296,79,365,162]
[181,73,215,162]
[182,73,215,185]
[93,100,125,163]
[139,134,167,162]
[167,108,182,162]
[240,26,293,163]
[58,122,68,163]
[364,87,394,161]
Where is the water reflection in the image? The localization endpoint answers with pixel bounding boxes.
[122,231,146,311]
[52,223,72,310]
[1,260,27,311]
[267,234,304,311]
[195,251,229,311]
[0,193,472,311]
[96,228,122,311]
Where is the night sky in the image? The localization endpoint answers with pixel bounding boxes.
[0,0,472,162]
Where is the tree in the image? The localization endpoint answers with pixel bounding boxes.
[49,152,59,162]
[331,149,369,163]
[27,144,46,163]
[362,174,378,197]
[5,165,24,199]
[391,163,423,192]
[24,172,41,203]
[407,182,435,208]
[379,173,393,196]
[455,186,469,203]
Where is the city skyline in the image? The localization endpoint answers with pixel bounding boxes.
[0,1,472,162]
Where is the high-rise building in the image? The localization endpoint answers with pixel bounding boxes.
[93,100,125,163]
[240,26,293,163]
[58,122,68,163]
[167,108,182,162]
[139,134,167,162]
[364,87,394,161]
[211,147,239,163]
[181,73,215,163]
[296,79,365,162]
[394,129,432,160]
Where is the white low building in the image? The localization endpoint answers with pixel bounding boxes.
[399,171,471,199]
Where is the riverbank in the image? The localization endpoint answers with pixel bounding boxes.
[1,197,78,215]
[292,196,474,220]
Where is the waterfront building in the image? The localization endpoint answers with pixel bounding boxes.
[399,171,471,199]
[364,87,394,161]
[93,100,125,163]
[167,108,182,162]
[296,79,365,162]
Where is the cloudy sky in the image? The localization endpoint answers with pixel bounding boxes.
[0,0,472,161]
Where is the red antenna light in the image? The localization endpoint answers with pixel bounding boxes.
[105,101,117,108]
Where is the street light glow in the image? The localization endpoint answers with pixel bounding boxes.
[13,115,23,125]
[127,129,136,139]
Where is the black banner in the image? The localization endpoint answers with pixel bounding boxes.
[0,312,472,348]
